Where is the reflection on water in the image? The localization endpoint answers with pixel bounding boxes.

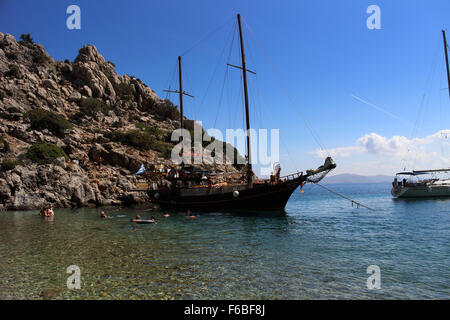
[0,183,449,299]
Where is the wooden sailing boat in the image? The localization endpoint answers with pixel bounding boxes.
[146,14,336,210]
[392,29,450,198]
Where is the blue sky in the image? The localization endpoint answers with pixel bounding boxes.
[1,0,450,176]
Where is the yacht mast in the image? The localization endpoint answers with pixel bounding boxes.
[237,14,252,173]
[164,56,193,129]
[443,30,450,101]
[178,56,184,128]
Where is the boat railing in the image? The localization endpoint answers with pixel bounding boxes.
[280,171,303,181]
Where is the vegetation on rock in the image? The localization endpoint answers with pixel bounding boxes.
[1,159,18,172]
[26,141,69,164]
[25,109,73,136]
[154,99,180,121]
[19,33,33,44]
[107,129,173,158]
[79,97,110,116]
[4,64,20,78]
[114,82,135,101]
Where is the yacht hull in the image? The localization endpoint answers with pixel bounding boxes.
[391,185,450,198]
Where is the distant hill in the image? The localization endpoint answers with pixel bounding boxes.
[322,173,392,184]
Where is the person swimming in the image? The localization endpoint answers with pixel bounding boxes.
[188,212,195,219]
[47,205,54,217]
[150,216,157,224]
[39,208,47,217]
[130,215,141,222]
[100,211,108,219]
[40,205,54,217]
[162,212,170,218]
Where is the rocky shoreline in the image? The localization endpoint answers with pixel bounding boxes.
[0,33,238,210]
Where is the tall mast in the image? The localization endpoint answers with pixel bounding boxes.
[178,56,184,129]
[164,56,193,129]
[237,13,252,172]
[443,30,450,101]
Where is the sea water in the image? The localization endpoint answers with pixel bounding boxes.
[0,183,448,299]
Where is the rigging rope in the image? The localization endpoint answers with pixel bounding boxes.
[197,21,236,120]
[243,18,330,156]
[180,16,234,57]
[313,183,375,211]
[407,35,441,171]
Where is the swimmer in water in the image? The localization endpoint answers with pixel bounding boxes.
[131,215,141,222]
[100,211,108,219]
[46,204,54,217]
[150,216,157,224]
[188,212,195,219]
[162,212,170,218]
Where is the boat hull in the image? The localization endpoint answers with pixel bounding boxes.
[391,185,450,198]
[148,178,305,211]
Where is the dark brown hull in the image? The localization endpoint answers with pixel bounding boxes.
[148,177,305,211]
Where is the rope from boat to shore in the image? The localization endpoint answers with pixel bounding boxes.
[313,183,375,211]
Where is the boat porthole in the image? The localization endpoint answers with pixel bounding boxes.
[233,190,239,198]
[154,193,160,199]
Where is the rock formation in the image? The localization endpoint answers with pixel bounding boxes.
[0,33,239,210]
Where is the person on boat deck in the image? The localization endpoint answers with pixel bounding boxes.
[392,177,398,187]
[402,178,407,187]
[131,215,141,222]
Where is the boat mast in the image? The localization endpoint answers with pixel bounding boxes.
[164,56,193,129]
[178,56,184,129]
[237,13,252,173]
[443,30,450,101]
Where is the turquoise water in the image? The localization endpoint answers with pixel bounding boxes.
[0,183,448,299]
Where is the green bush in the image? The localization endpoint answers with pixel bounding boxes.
[1,159,18,172]
[25,109,73,136]
[4,64,20,78]
[31,50,49,64]
[135,122,164,136]
[79,98,110,116]
[108,129,173,158]
[122,130,158,150]
[154,99,180,121]
[60,64,71,74]
[26,141,68,164]
[5,52,17,60]
[111,121,122,128]
[114,82,135,101]
[20,33,33,43]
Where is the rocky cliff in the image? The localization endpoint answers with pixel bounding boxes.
[0,33,238,210]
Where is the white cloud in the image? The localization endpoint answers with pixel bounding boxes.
[314,130,450,175]
[316,130,450,159]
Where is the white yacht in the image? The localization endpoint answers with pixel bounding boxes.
[391,170,450,198]
[392,30,450,199]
